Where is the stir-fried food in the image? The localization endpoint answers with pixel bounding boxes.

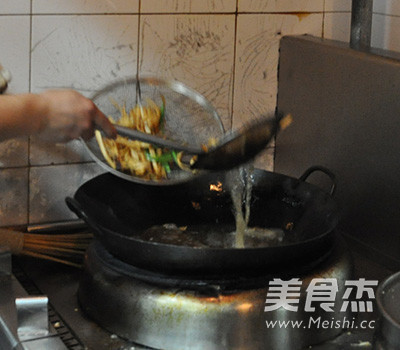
[95,97,186,180]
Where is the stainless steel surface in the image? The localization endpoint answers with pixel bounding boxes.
[8,232,394,350]
[78,238,352,350]
[26,220,87,233]
[0,274,24,350]
[275,34,400,271]
[13,256,149,350]
[21,337,70,350]
[16,296,49,341]
[0,270,67,349]
[350,0,373,50]
[0,248,12,276]
[85,77,225,185]
[374,271,400,350]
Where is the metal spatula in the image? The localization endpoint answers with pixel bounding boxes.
[191,114,287,171]
[114,125,203,154]
[114,113,290,171]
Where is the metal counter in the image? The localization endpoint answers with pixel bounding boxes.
[0,232,393,350]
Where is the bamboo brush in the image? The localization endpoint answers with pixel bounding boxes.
[0,228,93,268]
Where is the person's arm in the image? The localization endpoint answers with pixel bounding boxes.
[0,90,116,142]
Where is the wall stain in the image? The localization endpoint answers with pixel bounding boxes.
[169,29,221,58]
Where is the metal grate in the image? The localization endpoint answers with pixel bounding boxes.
[12,258,85,350]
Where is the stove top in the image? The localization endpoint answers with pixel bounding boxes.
[0,232,395,350]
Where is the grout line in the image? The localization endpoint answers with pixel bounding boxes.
[0,11,357,17]
[30,161,97,169]
[322,0,325,38]
[27,0,33,225]
[28,2,32,93]
[28,12,234,16]
[0,165,30,171]
[323,11,352,14]
[0,161,97,172]
[136,0,141,77]
[0,14,31,17]
[14,13,141,16]
[229,1,239,132]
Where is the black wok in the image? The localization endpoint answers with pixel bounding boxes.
[66,166,339,276]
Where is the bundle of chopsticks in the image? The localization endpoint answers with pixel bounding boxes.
[0,227,93,268]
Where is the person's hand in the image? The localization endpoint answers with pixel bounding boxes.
[37,90,116,143]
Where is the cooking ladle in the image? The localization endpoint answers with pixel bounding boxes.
[113,113,290,171]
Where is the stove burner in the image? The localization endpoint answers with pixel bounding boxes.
[78,236,354,350]
[90,239,332,291]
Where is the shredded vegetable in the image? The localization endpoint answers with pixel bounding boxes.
[95,97,186,180]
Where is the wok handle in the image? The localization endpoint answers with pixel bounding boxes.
[299,166,336,196]
[65,197,103,237]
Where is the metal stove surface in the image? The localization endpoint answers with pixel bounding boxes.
[7,232,395,350]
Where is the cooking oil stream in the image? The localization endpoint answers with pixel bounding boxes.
[227,166,254,248]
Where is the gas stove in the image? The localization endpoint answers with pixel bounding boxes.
[78,237,351,350]
[0,231,393,350]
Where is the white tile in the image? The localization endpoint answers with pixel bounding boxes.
[29,139,92,166]
[30,14,138,164]
[139,14,235,129]
[233,14,323,129]
[0,138,29,167]
[372,13,400,52]
[254,146,274,171]
[373,0,400,17]
[0,0,30,14]
[0,168,28,226]
[238,0,323,12]
[33,0,138,14]
[0,16,30,167]
[141,0,236,13]
[324,12,351,42]
[31,15,138,95]
[324,0,352,12]
[0,16,30,94]
[29,163,105,224]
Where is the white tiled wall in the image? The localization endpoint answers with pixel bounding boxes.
[29,163,104,223]
[233,13,323,127]
[0,0,398,226]
[238,0,323,12]
[141,0,236,13]
[0,16,30,94]
[29,14,139,167]
[0,1,30,15]
[32,0,139,14]
[139,14,235,128]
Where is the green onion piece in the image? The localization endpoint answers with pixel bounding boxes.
[159,95,166,127]
[163,163,171,173]
[145,150,151,161]
[171,151,180,166]
[147,151,174,163]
